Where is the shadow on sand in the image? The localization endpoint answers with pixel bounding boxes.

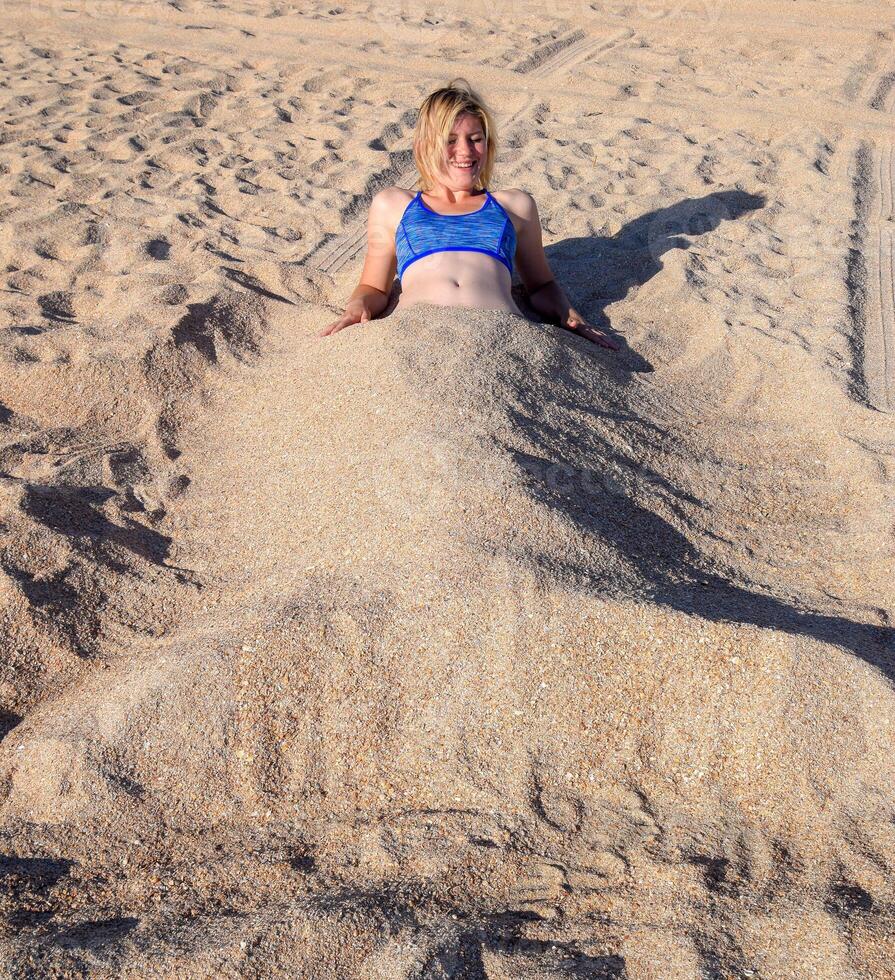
[503,190,891,679]
[514,443,893,681]
[516,189,767,369]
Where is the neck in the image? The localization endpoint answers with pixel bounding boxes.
[425,184,485,204]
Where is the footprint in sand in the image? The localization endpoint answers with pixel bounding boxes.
[508,859,570,916]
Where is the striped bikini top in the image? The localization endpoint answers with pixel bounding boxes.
[395,190,516,280]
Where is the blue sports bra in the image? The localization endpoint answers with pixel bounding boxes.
[395,190,517,280]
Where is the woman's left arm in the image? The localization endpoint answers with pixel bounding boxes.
[512,191,620,351]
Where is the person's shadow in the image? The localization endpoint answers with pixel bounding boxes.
[513,439,894,682]
[494,191,893,681]
[514,189,767,369]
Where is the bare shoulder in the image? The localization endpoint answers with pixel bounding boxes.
[490,188,538,230]
[370,186,415,230]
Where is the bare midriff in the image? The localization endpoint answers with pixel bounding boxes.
[395,250,524,318]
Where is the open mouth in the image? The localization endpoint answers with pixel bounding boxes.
[451,162,476,169]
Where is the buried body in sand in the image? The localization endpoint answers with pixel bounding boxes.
[320,80,620,350]
[2,69,895,980]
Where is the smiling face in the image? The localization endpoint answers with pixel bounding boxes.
[412,85,497,192]
[439,111,487,190]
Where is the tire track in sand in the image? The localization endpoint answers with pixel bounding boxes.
[853,68,895,412]
[870,138,894,411]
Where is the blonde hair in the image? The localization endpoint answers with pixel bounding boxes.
[412,78,497,192]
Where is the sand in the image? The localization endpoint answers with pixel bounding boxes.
[1,0,894,976]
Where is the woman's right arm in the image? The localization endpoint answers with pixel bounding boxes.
[317,189,400,337]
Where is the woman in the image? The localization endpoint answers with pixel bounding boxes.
[318,79,619,351]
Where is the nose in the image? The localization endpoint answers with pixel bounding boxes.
[454,137,479,153]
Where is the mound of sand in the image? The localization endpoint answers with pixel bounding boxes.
[2,295,893,977]
[2,0,895,974]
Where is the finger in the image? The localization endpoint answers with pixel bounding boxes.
[317,315,352,337]
[360,310,370,323]
[571,322,620,350]
[583,328,621,350]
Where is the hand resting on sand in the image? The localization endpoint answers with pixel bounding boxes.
[318,290,383,337]
[561,308,621,351]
